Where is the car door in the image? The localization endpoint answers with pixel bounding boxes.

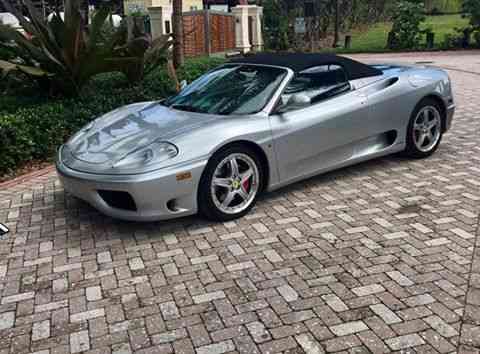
[356,75,411,145]
[268,65,370,184]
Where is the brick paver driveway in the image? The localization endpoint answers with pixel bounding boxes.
[1,51,479,354]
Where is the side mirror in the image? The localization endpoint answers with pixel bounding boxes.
[275,93,311,114]
[180,80,188,90]
[289,93,311,105]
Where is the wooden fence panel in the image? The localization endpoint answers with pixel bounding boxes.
[182,10,236,57]
[183,13,206,58]
[210,14,235,53]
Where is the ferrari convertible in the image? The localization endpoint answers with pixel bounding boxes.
[56,53,455,221]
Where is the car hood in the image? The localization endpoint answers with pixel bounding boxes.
[65,101,219,167]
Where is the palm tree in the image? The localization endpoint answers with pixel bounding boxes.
[172,0,184,68]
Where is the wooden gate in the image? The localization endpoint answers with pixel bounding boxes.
[183,10,236,57]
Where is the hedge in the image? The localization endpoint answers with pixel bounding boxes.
[0,56,225,176]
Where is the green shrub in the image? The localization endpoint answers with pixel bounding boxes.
[177,57,226,83]
[435,0,480,49]
[442,32,463,48]
[426,0,462,14]
[473,30,480,48]
[0,45,14,60]
[463,0,480,28]
[0,57,224,175]
[387,1,427,50]
[263,0,289,51]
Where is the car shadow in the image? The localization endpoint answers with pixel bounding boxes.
[56,151,421,240]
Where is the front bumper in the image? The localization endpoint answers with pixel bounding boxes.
[56,148,208,222]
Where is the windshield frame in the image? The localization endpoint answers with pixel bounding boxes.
[164,63,293,116]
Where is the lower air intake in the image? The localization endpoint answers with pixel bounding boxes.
[97,190,137,211]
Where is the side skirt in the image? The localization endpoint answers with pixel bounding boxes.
[266,142,406,192]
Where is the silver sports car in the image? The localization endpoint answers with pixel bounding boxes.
[56,53,455,222]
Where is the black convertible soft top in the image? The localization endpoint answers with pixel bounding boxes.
[229,53,382,80]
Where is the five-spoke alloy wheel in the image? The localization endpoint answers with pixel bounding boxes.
[405,98,444,158]
[199,145,263,221]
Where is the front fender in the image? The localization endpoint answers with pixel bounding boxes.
[170,113,280,189]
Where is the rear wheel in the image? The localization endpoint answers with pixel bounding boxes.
[198,145,263,221]
[404,98,443,158]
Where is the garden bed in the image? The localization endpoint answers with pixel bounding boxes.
[0,57,225,179]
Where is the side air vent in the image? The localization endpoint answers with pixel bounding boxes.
[377,77,399,90]
[352,130,398,158]
[364,77,399,95]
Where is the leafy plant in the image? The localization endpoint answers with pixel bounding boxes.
[0,57,224,176]
[387,1,428,50]
[442,32,460,48]
[434,0,480,49]
[425,0,463,14]
[126,4,147,17]
[463,0,480,29]
[474,30,480,48]
[0,0,171,96]
[263,0,289,51]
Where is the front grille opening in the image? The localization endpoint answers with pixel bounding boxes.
[97,190,137,211]
[166,199,178,212]
[386,130,397,145]
[166,199,188,213]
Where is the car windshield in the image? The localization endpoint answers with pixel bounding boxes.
[162,64,287,115]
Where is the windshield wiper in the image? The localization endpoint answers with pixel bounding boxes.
[170,104,205,113]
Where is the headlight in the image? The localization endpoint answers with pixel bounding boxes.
[112,141,178,170]
[67,120,96,146]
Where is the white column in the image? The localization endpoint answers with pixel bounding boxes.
[231,5,251,53]
[148,6,173,39]
[148,6,163,39]
[248,6,263,51]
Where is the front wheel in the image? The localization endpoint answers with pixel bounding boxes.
[404,98,444,158]
[198,145,263,221]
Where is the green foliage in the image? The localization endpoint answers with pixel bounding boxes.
[263,0,289,51]
[332,14,468,53]
[387,1,428,50]
[0,0,171,96]
[175,56,226,82]
[442,31,465,48]
[463,0,480,28]
[473,30,480,48]
[437,0,480,49]
[440,25,474,48]
[0,57,224,176]
[425,0,462,14]
[0,45,14,60]
[262,0,402,52]
[126,4,147,17]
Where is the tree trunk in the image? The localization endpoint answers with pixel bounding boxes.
[79,0,89,30]
[333,0,340,47]
[172,0,184,68]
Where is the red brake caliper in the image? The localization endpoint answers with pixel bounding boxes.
[242,177,250,192]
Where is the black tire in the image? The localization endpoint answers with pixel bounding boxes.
[198,144,264,221]
[404,98,444,159]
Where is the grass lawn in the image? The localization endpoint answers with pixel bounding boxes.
[336,14,469,53]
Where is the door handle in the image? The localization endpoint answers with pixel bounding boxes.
[354,90,367,105]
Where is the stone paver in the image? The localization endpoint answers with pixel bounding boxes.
[0,51,480,353]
